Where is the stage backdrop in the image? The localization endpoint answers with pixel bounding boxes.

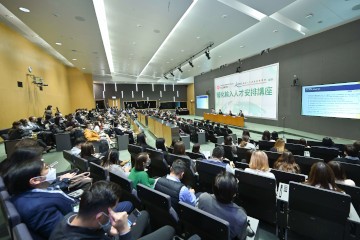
[214,63,279,120]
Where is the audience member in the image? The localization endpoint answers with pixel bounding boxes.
[305,162,342,192]
[224,135,237,154]
[343,145,360,162]
[354,140,360,156]
[322,137,337,149]
[101,149,130,178]
[136,133,154,151]
[244,151,275,179]
[202,146,235,174]
[80,142,101,165]
[84,123,101,141]
[198,172,248,240]
[261,130,271,141]
[242,129,250,138]
[239,135,256,150]
[270,138,286,153]
[192,143,205,159]
[271,131,278,141]
[50,181,175,240]
[70,137,86,156]
[273,152,300,174]
[155,160,196,208]
[328,161,355,187]
[128,152,155,190]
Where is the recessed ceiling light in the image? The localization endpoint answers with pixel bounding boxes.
[19,7,30,13]
[82,68,86,70]
[181,49,184,52]
[240,45,245,48]
[55,42,62,46]
[72,58,77,61]
[305,13,313,19]
[137,24,142,28]
[221,14,228,18]
[273,29,278,33]
[196,36,200,39]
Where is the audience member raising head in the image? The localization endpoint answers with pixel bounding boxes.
[328,161,355,187]
[198,172,248,240]
[270,138,286,153]
[262,130,271,141]
[305,162,342,192]
[273,152,301,174]
[245,150,275,179]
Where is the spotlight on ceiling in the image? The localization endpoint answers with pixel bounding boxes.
[260,48,270,55]
[236,66,241,73]
[170,72,175,77]
[205,49,211,60]
[189,60,194,68]
[164,75,168,80]
[177,66,183,73]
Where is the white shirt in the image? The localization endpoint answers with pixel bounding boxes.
[335,179,356,187]
[244,168,276,179]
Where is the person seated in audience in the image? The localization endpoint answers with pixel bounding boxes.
[304,162,342,192]
[50,181,175,240]
[239,135,256,151]
[136,133,155,151]
[271,131,278,141]
[270,138,286,153]
[128,152,155,190]
[198,172,248,240]
[8,121,28,140]
[202,146,235,174]
[354,140,360,157]
[80,142,101,165]
[218,109,223,115]
[70,137,86,156]
[273,152,301,174]
[322,137,338,149]
[7,149,75,239]
[299,138,309,147]
[27,116,42,132]
[101,149,130,178]
[224,135,237,154]
[192,143,206,159]
[155,138,167,152]
[343,145,360,162]
[223,125,233,134]
[99,140,110,159]
[242,129,250,138]
[229,110,234,116]
[328,161,355,187]
[244,151,275,179]
[93,121,102,133]
[238,110,245,117]
[155,160,196,208]
[261,130,271,141]
[173,141,196,172]
[84,123,101,141]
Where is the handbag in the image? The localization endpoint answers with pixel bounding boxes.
[68,172,92,191]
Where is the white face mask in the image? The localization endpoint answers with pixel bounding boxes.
[44,168,57,184]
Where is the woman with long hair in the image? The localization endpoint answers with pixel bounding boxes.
[305,162,342,192]
[244,150,275,179]
[273,152,300,174]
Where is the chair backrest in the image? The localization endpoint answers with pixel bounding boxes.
[3,200,21,239]
[337,183,360,216]
[234,169,277,224]
[13,223,33,240]
[293,155,323,176]
[263,151,282,168]
[338,162,360,186]
[234,161,249,170]
[108,172,141,209]
[309,146,339,162]
[286,138,299,144]
[178,202,230,240]
[128,144,143,166]
[258,140,274,151]
[63,150,74,166]
[167,154,197,187]
[55,133,72,151]
[307,140,323,147]
[196,161,226,193]
[137,184,177,229]
[288,182,351,240]
[222,145,236,161]
[0,176,5,192]
[4,139,21,157]
[146,148,169,178]
[236,147,252,163]
[89,162,108,182]
[285,143,305,156]
[186,152,205,160]
[335,157,360,166]
[73,155,89,172]
[270,169,306,186]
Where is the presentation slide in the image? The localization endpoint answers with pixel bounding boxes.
[214,63,279,120]
[196,95,209,109]
[302,82,360,119]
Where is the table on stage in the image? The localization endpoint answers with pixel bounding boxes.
[176,109,190,115]
[203,113,244,127]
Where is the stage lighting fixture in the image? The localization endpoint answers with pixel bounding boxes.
[177,66,183,73]
[170,72,175,77]
[205,49,211,60]
[164,75,168,79]
[189,60,194,68]
[260,50,265,55]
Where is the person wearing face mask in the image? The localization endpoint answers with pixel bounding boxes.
[6,149,75,239]
[128,152,154,190]
[50,181,175,240]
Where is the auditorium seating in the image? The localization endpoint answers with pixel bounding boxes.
[178,202,230,240]
[62,150,75,168]
[338,162,360,186]
[284,143,305,156]
[258,140,274,151]
[128,144,143,166]
[196,161,226,193]
[337,183,360,216]
[234,169,277,224]
[108,172,142,209]
[137,184,178,231]
[89,162,108,182]
[4,139,21,158]
[287,182,351,240]
[186,151,205,160]
[234,161,249,170]
[2,200,21,239]
[145,148,169,178]
[13,223,33,240]
[73,155,89,172]
[236,147,252,163]
[215,143,236,161]
[0,176,5,191]
[270,169,306,186]
[293,155,323,175]
[309,146,339,162]
[264,151,282,168]
[116,134,129,151]
[55,133,72,151]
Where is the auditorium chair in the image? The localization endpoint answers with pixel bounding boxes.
[236,147,252,163]
[309,146,340,162]
[55,132,72,151]
[2,200,21,239]
[128,144,143,167]
[0,176,5,191]
[13,223,33,240]
[293,155,323,176]
[0,128,10,141]
[284,143,305,156]
[286,138,299,144]
[234,169,277,224]
[270,169,306,186]
[137,184,178,231]
[264,151,282,168]
[73,155,89,172]
[337,183,360,216]
[178,202,230,240]
[258,140,274,151]
[196,161,226,193]
[62,150,75,168]
[145,148,169,178]
[186,151,205,160]
[215,143,236,162]
[234,161,249,170]
[167,154,198,188]
[108,172,141,210]
[339,162,360,186]
[116,134,129,151]
[287,182,351,240]
[4,139,21,158]
[89,162,108,182]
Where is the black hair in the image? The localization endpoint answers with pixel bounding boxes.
[212,146,224,159]
[242,129,250,138]
[99,140,109,154]
[134,152,149,171]
[171,160,186,175]
[136,133,147,146]
[78,181,122,218]
[345,145,358,157]
[156,138,166,151]
[271,131,279,141]
[101,149,119,168]
[6,149,43,195]
[322,137,334,147]
[192,144,200,153]
[74,137,86,146]
[213,171,238,204]
[224,135,233,145]
[262,130,271,141]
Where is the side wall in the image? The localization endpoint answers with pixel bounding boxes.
[194,20,360,140]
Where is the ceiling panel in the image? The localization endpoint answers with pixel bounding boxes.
[236,0,297,16]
